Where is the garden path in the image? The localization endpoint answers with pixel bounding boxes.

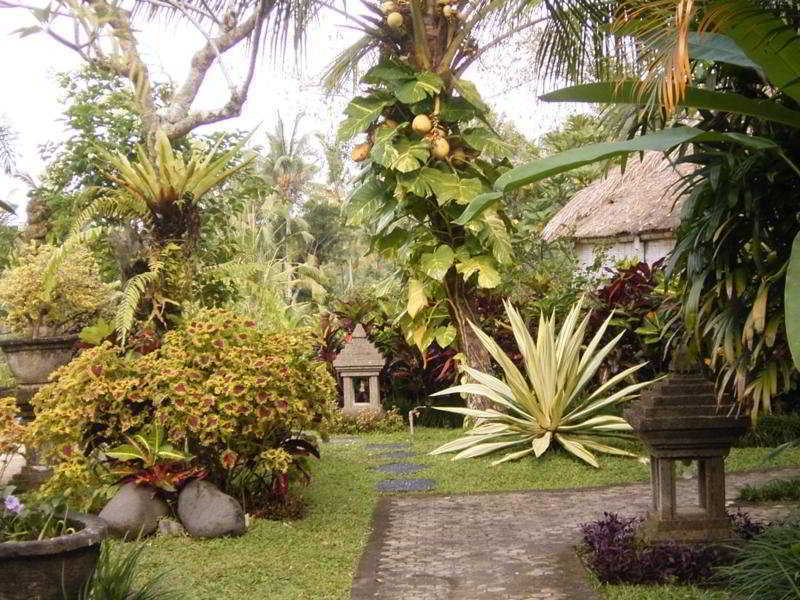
[351,467,800,600]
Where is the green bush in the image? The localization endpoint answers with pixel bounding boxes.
[738,478,800,503]
[718,516,800,599]
[328,408,405,434]
[3,309,336,510]
[736,414,800,448]
[0,241,115,337]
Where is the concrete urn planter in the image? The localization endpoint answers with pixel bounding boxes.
[0,335,78,385]
[0,511,108,600]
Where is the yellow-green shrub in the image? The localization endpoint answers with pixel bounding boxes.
[11,309,336,508]
[0,242,115,336]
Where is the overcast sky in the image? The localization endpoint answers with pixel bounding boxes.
[0,6,576,223]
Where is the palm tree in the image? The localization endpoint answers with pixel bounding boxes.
[259,113,319,302]
[0,118,16,177]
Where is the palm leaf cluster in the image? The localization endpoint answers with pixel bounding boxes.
[431,300,657,467]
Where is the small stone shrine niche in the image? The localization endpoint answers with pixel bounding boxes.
[332,324,386,415]
[624,350,748,542]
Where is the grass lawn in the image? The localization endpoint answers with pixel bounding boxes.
[132,427,800,599]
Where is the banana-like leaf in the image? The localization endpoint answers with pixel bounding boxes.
[785,232,800,370]
[542,82,800,129]
[456,127,779,224]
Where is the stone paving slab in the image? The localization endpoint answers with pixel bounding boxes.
[366,443,412,450]
[375,463,428,474]
[376,478,436,493]
[352,467,800,600]
[375,450,418,460]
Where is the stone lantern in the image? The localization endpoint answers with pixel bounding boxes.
[332,324,385,415]
[624,355,748,542]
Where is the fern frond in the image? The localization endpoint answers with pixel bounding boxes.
[114,269,161,345]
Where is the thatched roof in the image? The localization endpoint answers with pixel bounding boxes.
[542,152,693,242]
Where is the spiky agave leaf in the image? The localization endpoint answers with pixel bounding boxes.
[431,300,659,467]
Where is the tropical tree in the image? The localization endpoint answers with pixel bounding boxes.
[325,0,569,409]
[456,0,800,417]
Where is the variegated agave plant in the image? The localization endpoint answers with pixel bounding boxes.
[430,299,658,467]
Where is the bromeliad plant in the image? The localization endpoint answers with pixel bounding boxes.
[48,130,254,343]
[430,299,658,467]
[102,424,203,493]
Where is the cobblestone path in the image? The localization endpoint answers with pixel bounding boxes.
[351,467,800,600]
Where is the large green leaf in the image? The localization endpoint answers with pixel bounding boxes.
[394,72,444,104]
[718,2,800,105]
[363,61,415,85]
[496,126,775,192]
[337,93,396,141]
[687,32,761,70]
[462,127,515,158]
[372,136,430,173]
[457,256,501,288]
[425,170,483,206]
[346,177,389,225]
[785,232,800,370]
[482,210,513,265]
[453,78,488,113]
[457,126,778,226]
[420,245,455,281]
[543,82,800,129]
[407,278,428,317]
[439,97,478,122]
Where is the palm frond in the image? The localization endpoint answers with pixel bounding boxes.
[321,34,380,94]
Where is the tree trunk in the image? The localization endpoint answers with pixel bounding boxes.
[444,269,494,411]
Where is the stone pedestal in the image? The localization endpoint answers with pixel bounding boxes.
[625,365,748,543]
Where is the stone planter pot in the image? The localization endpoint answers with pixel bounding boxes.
[0,335,78,385]
[0,511,108,600]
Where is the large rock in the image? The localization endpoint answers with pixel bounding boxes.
[177,479,246,539]
[99,482,169,539]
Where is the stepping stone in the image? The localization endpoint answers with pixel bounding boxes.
[365,443,411,450]
[376,451,417,460]
[374,463,427,474]
[376,478,436,493]
[327,437,360,445]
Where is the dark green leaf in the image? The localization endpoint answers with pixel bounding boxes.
[543,82,800,129]
[453,79,488,113]
[462,127,515,158]
[785,231,800,370]
[687,32,761,70]
[394,72,444,104]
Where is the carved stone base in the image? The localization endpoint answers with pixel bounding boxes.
[640,511,734,543]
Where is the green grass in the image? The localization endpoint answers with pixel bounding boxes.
[600,584,729,600]
[130,428,800,599]
[738,476,800,502]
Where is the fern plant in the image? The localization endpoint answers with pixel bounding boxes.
[430,299,658,467]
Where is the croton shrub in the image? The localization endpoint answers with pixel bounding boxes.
[3,308,336,510]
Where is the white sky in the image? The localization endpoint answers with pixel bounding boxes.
[0,6,576,223]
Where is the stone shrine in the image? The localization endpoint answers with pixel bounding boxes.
[332,324,385,415]
[624,355,748,542]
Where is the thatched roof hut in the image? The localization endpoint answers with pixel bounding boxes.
[542,152,693,267]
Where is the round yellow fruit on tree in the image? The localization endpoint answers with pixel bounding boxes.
[351,142,371,162]
[381,1,395,13]
[431,137,450,159]
[412,114,433,134]
[386,11,403,28]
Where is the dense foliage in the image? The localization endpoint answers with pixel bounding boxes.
[0,242,115,336]
[718,516,800,600]
[580,511,762,586]
[1,309,336,509]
